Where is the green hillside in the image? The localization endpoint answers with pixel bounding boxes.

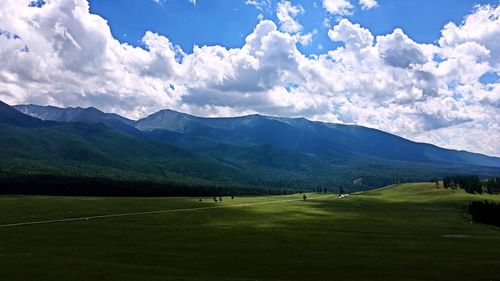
[0,122,338,194]
[8,102,500,194]
[0,123,243,184]
[0,120,338,193]
[5,121,491,195]
[3,101,500,194]
[0,182,499,280]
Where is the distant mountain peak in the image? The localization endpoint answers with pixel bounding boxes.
[10,101,500,168]
[14,103,137,134]
[0,100,46,128]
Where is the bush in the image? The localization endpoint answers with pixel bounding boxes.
[468,200,500,227]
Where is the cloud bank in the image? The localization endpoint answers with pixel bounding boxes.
[0,0,499,156]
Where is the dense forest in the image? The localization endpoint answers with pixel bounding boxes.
[2,100,500,197]
[468,200,500,227]
[0,175,291,197]
[442,176,500,194]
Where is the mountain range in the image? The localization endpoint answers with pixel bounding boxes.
[1,100,499,194]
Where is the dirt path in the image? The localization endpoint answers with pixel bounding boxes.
[0,194,340,228]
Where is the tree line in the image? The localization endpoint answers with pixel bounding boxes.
[468,200,500,227]
[0,175,292,197]
[441,175,500,194]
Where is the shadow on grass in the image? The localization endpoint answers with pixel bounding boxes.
[1,189,500,281]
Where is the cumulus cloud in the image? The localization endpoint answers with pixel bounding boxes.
[439,4,500,68]
[322,0,353,16]
[276,1,304,34]
[359,0,378,10]
[0,0,499,156]
[377,28,427,68]
[328,19,373,49]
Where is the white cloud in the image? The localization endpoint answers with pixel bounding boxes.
[376,28,426,68]
[328,19,373,49]
[276,1,304,34]
[439,4,500,68]
[359,0,378,10]
[295,29,316,46]
[245,0,271,11]
[0,0,499,156]
[322,0,353,16]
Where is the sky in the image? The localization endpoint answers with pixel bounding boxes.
[0,0,499,156]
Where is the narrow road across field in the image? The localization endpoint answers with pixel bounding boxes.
[0,194,344,228]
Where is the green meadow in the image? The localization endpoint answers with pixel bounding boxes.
[0,182,499,281]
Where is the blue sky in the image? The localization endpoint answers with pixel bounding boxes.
[1,0,500,156]
[89,0,497,55]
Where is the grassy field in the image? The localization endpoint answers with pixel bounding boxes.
[0,182,499,281]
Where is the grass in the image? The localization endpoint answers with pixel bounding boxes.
[0,182,499,281]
